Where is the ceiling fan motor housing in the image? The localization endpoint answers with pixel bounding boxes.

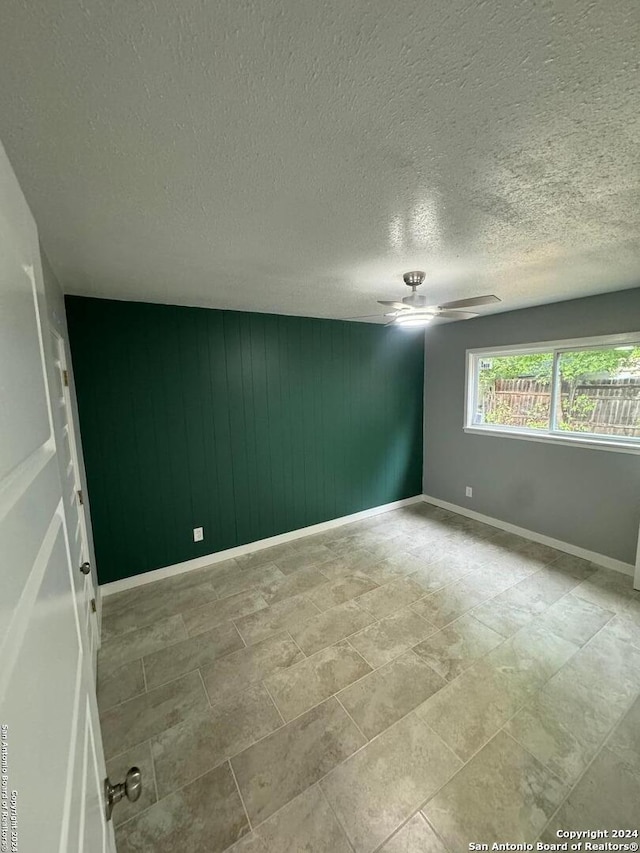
[402,271,427,305]
[403,293,428,307]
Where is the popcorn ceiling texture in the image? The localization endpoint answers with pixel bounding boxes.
[0,0,639,321]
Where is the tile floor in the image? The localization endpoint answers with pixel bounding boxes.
[98,503,640,853]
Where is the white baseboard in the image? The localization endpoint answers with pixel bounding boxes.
[101,495,424,595]
[101,491,636,596]
[421,494,635,577]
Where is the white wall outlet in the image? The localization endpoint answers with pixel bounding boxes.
[465,486,473,498]
[193,526,204,542]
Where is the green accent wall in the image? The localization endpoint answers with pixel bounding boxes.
[66,296,425,584]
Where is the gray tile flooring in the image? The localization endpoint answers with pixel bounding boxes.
[98,503,640,852]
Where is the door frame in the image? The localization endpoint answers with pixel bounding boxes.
[51,326,101,668]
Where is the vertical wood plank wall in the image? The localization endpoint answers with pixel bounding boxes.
[65,297,425,583]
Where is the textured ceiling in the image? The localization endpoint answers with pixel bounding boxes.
[1,0,639,323]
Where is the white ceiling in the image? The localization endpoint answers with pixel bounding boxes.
[1,0,639,323]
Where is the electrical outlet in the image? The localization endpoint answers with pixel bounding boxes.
[465,486,473,498]
[193,527,204,542]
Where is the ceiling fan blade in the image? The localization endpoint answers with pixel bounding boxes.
[378,300,410,311]
[435,310,479,320]
[343,314,384,320]
[438,294,501,310]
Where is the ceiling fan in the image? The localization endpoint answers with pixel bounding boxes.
[355,271,500,326]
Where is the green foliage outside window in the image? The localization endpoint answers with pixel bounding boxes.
[479,348,640,386]
[477,346,640,433]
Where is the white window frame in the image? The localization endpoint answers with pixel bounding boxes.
[464,331,640,455]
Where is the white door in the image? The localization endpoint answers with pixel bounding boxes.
[0,142,115,852]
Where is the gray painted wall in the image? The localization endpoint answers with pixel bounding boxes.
[423,287,640,564]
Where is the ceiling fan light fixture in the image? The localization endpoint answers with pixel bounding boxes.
[393,311,434,327]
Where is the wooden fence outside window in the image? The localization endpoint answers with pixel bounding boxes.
[480,377,640,437]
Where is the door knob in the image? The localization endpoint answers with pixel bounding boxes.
[80,561,91,575]
[104,767,142,821]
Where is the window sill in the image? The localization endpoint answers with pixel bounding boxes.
[463,425,640,455]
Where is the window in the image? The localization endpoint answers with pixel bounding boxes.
[466,333,640,452]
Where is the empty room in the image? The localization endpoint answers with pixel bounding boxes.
[1,1,639,851]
